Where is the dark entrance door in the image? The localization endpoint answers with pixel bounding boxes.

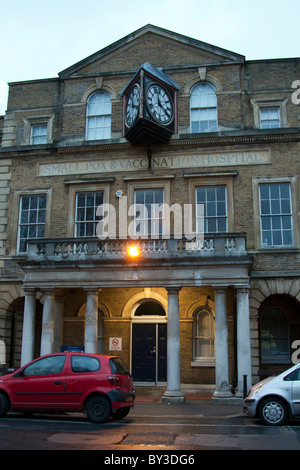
[132,323,167,383]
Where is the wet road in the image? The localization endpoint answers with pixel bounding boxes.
[0,400,300,452]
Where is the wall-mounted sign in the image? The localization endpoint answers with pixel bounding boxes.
[38,149,271,177]
[60,345,85,353]
[109,337,122,351]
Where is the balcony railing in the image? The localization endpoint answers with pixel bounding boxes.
[25,234,247,262]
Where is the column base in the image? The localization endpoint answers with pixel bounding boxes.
[212,390,243,405]
[162,390,185,404]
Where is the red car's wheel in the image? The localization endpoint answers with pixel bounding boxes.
[85,396,111,423]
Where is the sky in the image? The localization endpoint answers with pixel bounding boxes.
[1,0,299,114]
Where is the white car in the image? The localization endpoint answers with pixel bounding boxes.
[244,363,300,425]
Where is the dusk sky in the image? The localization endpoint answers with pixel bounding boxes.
[1,0,299,114]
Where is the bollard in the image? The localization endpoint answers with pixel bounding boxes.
[243,374,248,398]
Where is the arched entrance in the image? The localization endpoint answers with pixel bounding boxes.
[131,300,167,385]
[258,294,300,378]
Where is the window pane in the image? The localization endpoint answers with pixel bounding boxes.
[261,217,271,230]
[24,355,66,376]
[29,210,37,224]
[20,225,28,238]
[281,199,291,213]
[37,225,45,237]
[71,355,100,373]
[20,210,29,224]
[29,225,37,238]
[283,230,293,245]
[207,218,217,232]
[21,197,30,210]
[217,218,227,232]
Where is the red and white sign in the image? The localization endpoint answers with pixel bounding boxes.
[109,337,122,351]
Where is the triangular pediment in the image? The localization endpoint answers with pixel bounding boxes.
[59,24,244,78]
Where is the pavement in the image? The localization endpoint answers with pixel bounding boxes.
[132,388,245,418]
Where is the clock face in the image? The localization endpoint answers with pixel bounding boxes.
[146,84,173,124]
[125,85,140,127]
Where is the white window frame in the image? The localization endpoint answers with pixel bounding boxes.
[195,185,228,233]
[67,183,111,238]
[192,307,215,366]
[125,178,172,240]
[10,189,52,255]
[190,83,218,133]
[22,115,55,145]
[74,191,104,238]
[258,182,294,247]
[252,176,298,250]
[30,123,48,144]
[259,107,280,129]
[251,98,289,129]
[133,188,164,237]
[85,91,112,141]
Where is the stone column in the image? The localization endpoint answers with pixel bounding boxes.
[40,290,55,356]
[21,289,36,366]
[162,287,185,403]
[213,287,231,398]
[236,287,252,395]
[84,289,99,353]
[53,296,64,353]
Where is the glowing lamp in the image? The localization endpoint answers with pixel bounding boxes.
[127,245,140,258]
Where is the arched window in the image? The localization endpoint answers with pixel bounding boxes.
[190,83,218,133]
[134,301,166,317]
[86,91,111,140]
[260,307,290,364]
[193,307,215,362]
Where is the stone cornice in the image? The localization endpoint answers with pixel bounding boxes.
[1,129,299,158]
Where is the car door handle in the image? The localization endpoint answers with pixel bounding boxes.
[53,381,63,385]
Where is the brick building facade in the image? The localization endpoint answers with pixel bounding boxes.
[0,25,299,402]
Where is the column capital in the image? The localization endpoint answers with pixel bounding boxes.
[41,288,56,296]
[213,286,228,294]
[84,288,99,294]
[235,286,250,294]
[23,288,36,296]
[165,286,181,294]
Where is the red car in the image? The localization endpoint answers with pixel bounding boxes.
[0,352,135,423]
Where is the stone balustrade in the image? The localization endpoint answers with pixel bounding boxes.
[26,233,247,262]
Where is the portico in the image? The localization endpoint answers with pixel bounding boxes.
[20,234,252,402]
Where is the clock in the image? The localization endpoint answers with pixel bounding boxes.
[122,63,179,145]
[125,84,140,127]
[146,84,173,124]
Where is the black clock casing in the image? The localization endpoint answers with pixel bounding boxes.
[121,63,180,144]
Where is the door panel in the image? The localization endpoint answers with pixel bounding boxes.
[157,324,167,382]
[292,367,300,416]
[12,355,67,409]
[132,324,156,382]
[132,323,167,383]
